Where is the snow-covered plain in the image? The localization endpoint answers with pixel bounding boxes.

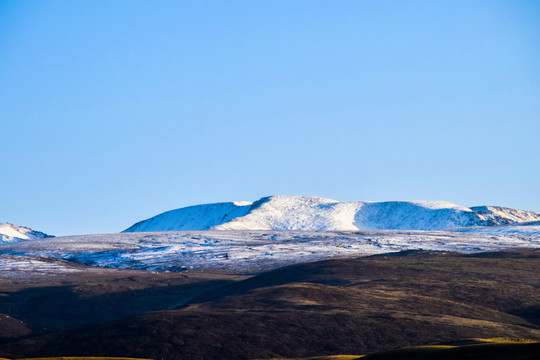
[1,227,539,273]
[124,195,540,232]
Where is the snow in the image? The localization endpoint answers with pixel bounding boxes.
[2,196,539,274]
[470,206,540,224]
[215,196,359,231]
[454,223,540,237]
[0,223,51,243]
[0,255,83,274]
[124,202,253,232]
[1,227,539,273]
[122,195,540,232]
[233,201,253,206]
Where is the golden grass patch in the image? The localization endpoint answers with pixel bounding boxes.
[471,337,537,344]
[400,345,456,350]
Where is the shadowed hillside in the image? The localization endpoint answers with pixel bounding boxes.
[0,250,538,360]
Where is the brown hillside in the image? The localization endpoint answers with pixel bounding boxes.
[0,250,539,360]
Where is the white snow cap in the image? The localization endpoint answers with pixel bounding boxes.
[0,223,51,243]
[123,195,540,232]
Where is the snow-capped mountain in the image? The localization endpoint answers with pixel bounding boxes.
[123,195,540,232]
[0,223,52,243]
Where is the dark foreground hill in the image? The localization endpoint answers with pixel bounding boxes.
[0,257,244,340]
[0,250,539,360]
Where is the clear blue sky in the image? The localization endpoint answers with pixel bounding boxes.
[1,0,539,236]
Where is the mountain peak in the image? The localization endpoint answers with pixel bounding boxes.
[0,223,52,243]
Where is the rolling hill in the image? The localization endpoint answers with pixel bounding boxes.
[1,250,538,360]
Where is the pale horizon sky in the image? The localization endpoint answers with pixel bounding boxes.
[1,0,539,236]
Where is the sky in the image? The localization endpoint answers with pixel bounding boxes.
[1,0,539,236]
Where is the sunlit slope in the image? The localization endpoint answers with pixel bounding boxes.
[123,195,540,232]
[360,339,540,360]
[262,339,540,360]
[0,223,51,244]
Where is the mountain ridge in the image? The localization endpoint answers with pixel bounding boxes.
[123,195,540,232]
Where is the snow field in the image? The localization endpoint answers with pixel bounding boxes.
[1,229,539,273]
